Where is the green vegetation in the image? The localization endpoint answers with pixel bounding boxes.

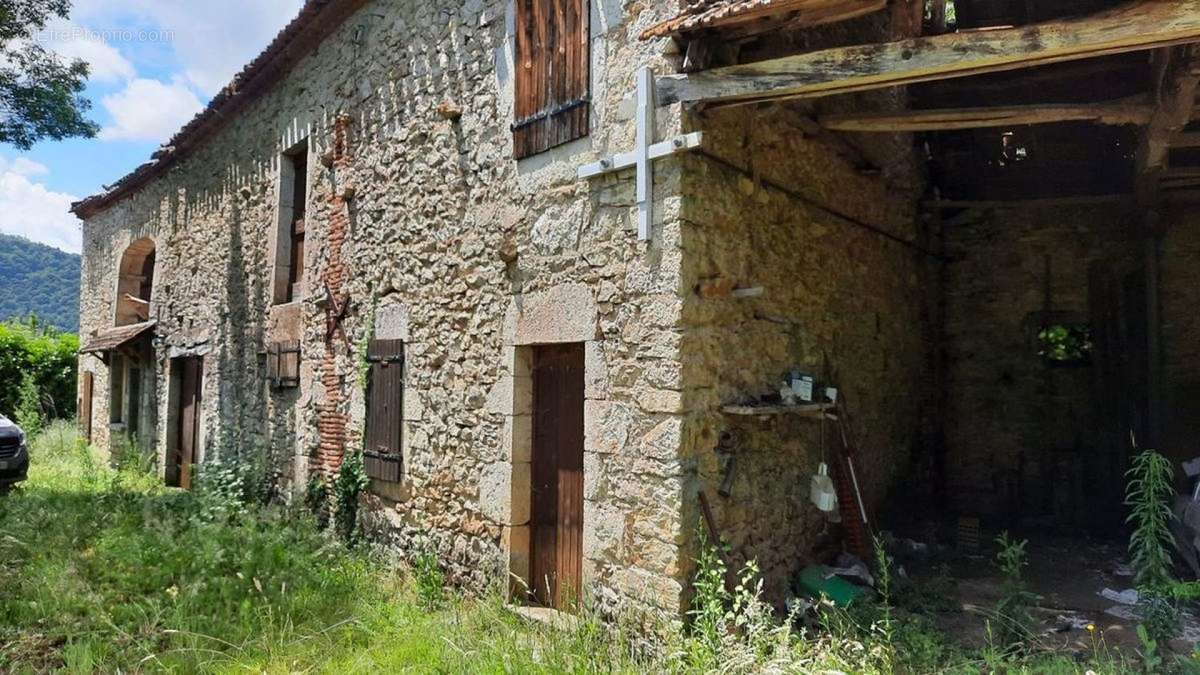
[0,233,81,332]
[0,0,99,150]
[1037,323,1094,364]
[0,425,1172,673]
[0,317,77,419]
[988,532,1039,650]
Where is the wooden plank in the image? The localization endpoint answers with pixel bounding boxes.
[1171,131,1200,148]
[656,0,1200,107]
[819,98,1154,132]
[513,0,589,159]
[721,402,834,418]
[531,343,584,610]
[80,371,93,444]
[178,357,202,491]
[923,194,1134,210]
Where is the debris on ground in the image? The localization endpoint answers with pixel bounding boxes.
[1098,588,1139,605]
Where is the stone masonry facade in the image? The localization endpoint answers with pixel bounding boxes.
[83,0,1200,622]
[78,0,698,618]
[76,0,938,619]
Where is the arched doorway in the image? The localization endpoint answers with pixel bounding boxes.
[115,238,155,326]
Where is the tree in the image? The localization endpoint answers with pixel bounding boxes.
[0,0,98,149]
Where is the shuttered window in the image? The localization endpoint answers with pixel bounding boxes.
[364,339,404,482]
[266,341,301,389]
[512,0,590,159]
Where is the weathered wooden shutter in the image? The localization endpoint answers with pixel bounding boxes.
[364,339,404,482]
[512,0,590,159]
[266,341,301,388]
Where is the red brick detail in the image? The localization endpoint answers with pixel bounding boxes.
[315,114,355,478]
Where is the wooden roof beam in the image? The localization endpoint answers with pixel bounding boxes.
[657,0,1200,107]
[818,97,1155,132]
[1135,48,1200,211]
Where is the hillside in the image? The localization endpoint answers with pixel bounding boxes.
[0,233,80,332]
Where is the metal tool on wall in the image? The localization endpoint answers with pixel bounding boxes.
[715,430,740,498]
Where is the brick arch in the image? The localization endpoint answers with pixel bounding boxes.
[115,237,156,326]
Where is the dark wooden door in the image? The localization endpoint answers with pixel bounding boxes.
[1089,263,1152,524]
[175,358,203,490]
[531,343,584,609]
[80,372,93,443]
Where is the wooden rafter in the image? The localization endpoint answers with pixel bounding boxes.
[1135,48,1200,210]
[819,97,1154,132]
[656,0,1200,107]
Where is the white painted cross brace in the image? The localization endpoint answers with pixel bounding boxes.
[578,66,704,240]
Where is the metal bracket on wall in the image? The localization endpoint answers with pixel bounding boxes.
[577,67,704,241]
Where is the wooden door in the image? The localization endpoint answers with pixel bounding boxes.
[531,343,585,609]
[1089,263,1152,524]
[175,358,203,490]
[80,372,93,443]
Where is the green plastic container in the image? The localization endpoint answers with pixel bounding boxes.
[796,565,867,607]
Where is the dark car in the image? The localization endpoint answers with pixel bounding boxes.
[0,414,29,490]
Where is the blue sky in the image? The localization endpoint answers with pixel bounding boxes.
[0,0,305,253]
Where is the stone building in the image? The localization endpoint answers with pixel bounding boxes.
[75,0,1200,617]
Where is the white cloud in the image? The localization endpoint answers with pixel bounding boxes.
[71,0,304,95]
[38,19,137,83]
[0,158,81,253]
[9,158,49,176]
[99,77,204,142]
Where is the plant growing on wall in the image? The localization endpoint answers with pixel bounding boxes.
[333,449,369,544]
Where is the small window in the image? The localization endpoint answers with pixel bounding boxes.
[364,339,404,482]
[1037,323,1093,366]
[266,341,301,388]
[512,0,590,158]
[274,141,308,304]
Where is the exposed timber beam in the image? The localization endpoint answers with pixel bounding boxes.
[1135,48,1200,211]
[657,0,1200,107]
[818,98,1154,132]
[922,194,1134,210]
[1171,131,1200,148]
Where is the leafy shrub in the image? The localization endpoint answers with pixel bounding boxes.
[412,544,446,610]
[989,532,1039,649]
[333,449,368,544]
[0,318,77,420]
[1127,449,1177,589]
[15,372,43,437]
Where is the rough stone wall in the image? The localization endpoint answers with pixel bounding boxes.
[78,0,696,619]
[676,101,930,605]
[941,206,1139,518]
[1161,206,1200,469]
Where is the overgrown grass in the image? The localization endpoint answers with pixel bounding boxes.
[0,423,1157,673]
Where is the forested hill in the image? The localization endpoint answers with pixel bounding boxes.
[0,233,80,332]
